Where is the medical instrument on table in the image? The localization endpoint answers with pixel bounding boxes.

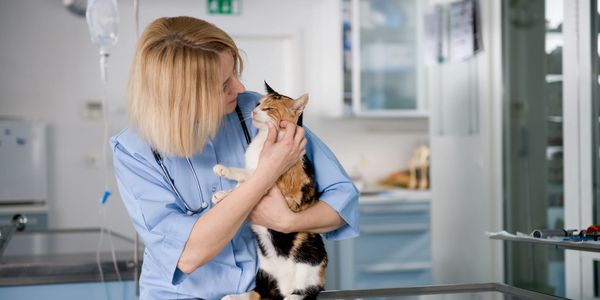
[531,228,577,239]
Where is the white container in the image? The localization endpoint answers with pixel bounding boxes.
[0,118,47,203]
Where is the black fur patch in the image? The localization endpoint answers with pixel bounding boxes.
[264,81,278,95]
[302,156,315,178]
[256,237,268,256]
[254,269,284,300]
[301,156,319,207]
[268,230,297,257]
[293,234,327,266]
[292,285,324,299]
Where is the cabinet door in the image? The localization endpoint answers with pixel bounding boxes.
[348,0,426,117]
[336,202,432,290]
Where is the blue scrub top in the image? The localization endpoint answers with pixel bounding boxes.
[111,92,359,300]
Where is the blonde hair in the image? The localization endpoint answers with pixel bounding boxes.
[128,16,243,157]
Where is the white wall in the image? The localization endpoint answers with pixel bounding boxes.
[0,0,428,237]
[427,0,503,284]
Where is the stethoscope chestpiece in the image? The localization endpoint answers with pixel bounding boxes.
[185,202,208,216]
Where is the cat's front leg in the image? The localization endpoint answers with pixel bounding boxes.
[213,164,253,182]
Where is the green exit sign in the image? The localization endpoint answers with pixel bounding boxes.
[208,0,241,15]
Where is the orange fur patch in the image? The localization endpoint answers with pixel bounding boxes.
[276,162,314,212]
[319,258,328,285]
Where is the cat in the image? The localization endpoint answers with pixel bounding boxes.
[212,83,327,300]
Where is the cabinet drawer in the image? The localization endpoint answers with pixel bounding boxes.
[360,202,430,226]
[355,228,431,264]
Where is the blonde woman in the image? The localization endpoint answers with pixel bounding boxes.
[111,16,358,299]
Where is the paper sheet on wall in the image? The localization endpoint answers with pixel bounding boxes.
[424,0,483,65]
[449,0,478,61]
[424,4,448,65]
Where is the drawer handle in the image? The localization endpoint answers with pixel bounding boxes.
[360,206,429,214]
[361,262,432,274]
[360,223,429,234]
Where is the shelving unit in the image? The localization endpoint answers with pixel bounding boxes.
[341,0,427,117]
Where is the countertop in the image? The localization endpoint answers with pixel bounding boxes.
[359,187,431,204]
[0,228,140,286]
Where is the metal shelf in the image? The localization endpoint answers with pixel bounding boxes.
[488,231,600,253]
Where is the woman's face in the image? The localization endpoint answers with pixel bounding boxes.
[219,51,245,114]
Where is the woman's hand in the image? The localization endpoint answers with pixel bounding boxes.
[248,185,295,233]
[255,121,306,186]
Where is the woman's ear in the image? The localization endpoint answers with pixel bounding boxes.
[291,94,309,116]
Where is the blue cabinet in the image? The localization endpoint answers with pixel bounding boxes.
[0,281,137,300]
[326,193,432,290]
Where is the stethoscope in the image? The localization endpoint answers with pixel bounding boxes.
[152,105,252,215]
[152,103,303,215]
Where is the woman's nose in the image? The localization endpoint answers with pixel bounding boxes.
[232,77,245,94]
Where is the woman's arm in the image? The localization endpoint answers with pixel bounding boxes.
[248,186,345,234]
[177,121,306,273]
[176,175,269,273]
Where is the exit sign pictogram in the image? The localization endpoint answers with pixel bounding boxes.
[207,0,241,15]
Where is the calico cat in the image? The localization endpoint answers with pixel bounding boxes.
[212,83,327,300]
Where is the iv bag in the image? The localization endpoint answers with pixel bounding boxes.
[86,0,119,56]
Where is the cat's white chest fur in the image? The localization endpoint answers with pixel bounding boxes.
[244,130,266,170]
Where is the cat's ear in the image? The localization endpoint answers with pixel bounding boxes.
[291,94,309,116]
[264,81,278,95]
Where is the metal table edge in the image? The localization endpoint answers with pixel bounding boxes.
[319,282,569,299]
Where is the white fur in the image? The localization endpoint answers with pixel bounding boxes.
[252,224,322,296]
[244,130,267,170]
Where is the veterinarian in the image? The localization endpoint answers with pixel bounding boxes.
[111,16,359,299]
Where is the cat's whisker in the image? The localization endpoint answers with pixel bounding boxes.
[238,116,253,123]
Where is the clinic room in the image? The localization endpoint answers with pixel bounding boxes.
[1,0,598,299]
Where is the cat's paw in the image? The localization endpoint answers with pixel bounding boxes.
[213,164,229,177]
[212,190,230,204]
[283,295,305,300]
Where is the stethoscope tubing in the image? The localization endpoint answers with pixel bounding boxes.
[151,105,252,215]
[151,104,301,215]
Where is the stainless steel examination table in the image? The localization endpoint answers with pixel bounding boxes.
[0,228,568,299]
[320,282,566,299]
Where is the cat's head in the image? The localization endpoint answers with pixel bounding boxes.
[251,82,308,130]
